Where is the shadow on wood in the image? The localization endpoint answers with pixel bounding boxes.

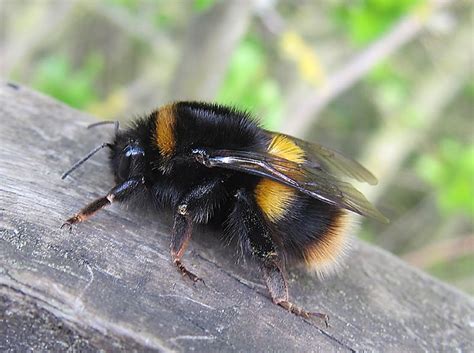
[0,83,473,352]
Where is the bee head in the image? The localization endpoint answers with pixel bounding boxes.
[61,120,145,182]
[109,135,145,182]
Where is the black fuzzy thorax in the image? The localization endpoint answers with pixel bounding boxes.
[109,103,268,216]
[173,102,267,153]
[155,102,268,210]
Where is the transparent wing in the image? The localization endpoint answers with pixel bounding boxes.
[195,148,388,223]
[265,131,378,185]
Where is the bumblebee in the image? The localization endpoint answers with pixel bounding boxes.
[62,101,387,324]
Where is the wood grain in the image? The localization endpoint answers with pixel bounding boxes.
[0,83,473,352]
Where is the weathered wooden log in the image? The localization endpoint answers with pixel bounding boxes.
[1,82,473,352]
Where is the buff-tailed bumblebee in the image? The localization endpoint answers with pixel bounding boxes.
[62,102,387,325]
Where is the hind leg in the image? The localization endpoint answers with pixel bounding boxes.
[230,189,328,325]
[261,257,328,326]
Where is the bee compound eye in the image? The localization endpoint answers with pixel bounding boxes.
[125,143,145,157]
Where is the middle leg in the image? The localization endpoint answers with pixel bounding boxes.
[171,211,201,282]
[170,178,227,282]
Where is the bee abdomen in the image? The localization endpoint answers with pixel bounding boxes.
[271,197,354,278]
[300,210,354,278]
[254,134,306,222]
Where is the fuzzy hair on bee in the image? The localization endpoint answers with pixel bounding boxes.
[62,101,387,324]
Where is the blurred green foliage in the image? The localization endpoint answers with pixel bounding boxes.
[193,0,216,12]
[217,38,283,129]
[106,0,140,12]
[417,140,474,217]
[332,0,423,45]
[105,0,177,27]
[106,0,217,13]
[32,54,102,109]
[368,62,410,113]
[466,81,474,97]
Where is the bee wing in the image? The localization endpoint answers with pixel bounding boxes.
[199,149,388,223]
[265,131,378,185]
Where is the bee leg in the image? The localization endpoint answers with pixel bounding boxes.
[170,179,227,283]
[261,259,329,327]
[171,212,203,283]
[62,176,144,230]
[231,189,329,326]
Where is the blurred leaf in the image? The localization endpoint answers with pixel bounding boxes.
[32,53,103,109]
[154,12,172,27]
[331,0,424,45]
[279,30,326,87]
[193,0,216,12]
[465,80,474,97]
[88,89,128,119]
[151,3,182,28]
[106,0,140,12]
[368,62,410,113]
[217,38,283,129]
[416,140,474,217]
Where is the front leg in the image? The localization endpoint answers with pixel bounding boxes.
[170,178,227,282]
[62,176,144,229]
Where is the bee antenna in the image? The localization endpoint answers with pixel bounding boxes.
[61,142,112,180]
[88,120,120,134]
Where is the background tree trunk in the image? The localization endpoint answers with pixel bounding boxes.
[166,0,253,101]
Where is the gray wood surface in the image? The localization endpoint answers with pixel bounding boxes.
[1,82,473,353]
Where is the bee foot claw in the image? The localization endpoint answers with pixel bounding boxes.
[279,300,329,326]
[61,216,80,232]
[60,222,73,232]
[192,276,206,287]
[309,313,330,327]
[186,270,204,285]
[175,260,205,285]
